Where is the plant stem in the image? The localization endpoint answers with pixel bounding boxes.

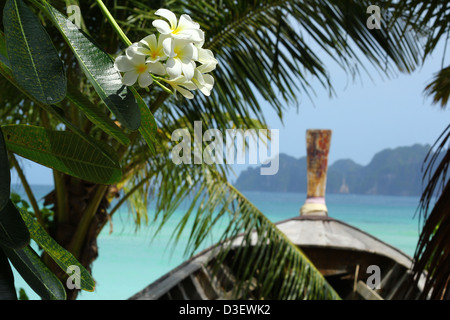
[94,0,132,47]
[150,91,169,114]
[40,109,69,225]
[53,171,67,224]
[95,0,173,94]
[9,153,46,228]
[69,185,109,258]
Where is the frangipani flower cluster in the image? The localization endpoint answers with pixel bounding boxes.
[114,8,218,99]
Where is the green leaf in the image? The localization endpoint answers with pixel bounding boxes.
[0,200,30,250]
[0,31,9,68]
[130,87,157,153]
[66,87,131,146]
[41,1,141,131]
[0,247,17,300]
[2,245,66,300]
[0,127,10,212]
[2,125,122,185]
[0,45,120,166]
[2,0,66,105]
[19,208,95,292]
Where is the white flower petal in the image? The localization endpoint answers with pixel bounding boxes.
[191,44,199,61]
[182,80,197,91]
[194,69,205,85]
[168,75,186,83]
[178,43,196,62]
[152,20,172,34]
[195,30,205,46]
[154,9,177,29]
[166,58,182,78]
[121,71,139,86]
[148,62,166,76]
[140,34,157,50]
[190,29,204,43]
[181,61,195,80]
[198,85,211,96]
[138,72,153,88]
[197,62,217,73]
[178,14,199,30]
[203,74,214,88]
[198,48,216,64]
[162,37,174,57]
[176,86,194,99]
[126,43,140,59]
[131,54,146,66]
[114,55,134,72]
[130,46,149,56]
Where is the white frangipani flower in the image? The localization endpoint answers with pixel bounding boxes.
[152,9,203,43]
[114,8,216,98]
[164,39,198,80]
[163,75,197,99]
[197,47,218,73]
[131,34,167,63]
[114,49,165,88]
[192,67,214,96]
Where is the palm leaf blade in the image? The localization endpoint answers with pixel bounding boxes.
[41,1,141,131]
[2,124,122,185]
[2,245,66,300]
[0,200,30,250]
[2,0,66,105]
[18,208,95,292]
[0,127,10,212]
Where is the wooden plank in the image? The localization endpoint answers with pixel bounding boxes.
[386,272,408,300]
[356,280,384,300]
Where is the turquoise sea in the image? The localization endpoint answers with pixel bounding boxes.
[10,185,423,300]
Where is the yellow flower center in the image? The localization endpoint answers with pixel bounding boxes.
[136,64,147,74]
[172,26,182,35]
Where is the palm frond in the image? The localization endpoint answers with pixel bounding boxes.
[173,0,422,127]
[392,0,450,59]
[112,109,340,299]
[110,0,423,132]
[413,125,450,299]
[149,157,340,299]
[424,65,450,109]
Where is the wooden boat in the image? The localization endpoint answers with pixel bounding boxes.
[129,130,425,300]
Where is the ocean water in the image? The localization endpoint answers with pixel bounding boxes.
[9,185,422,300]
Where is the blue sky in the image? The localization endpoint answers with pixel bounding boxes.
[260,49,449,165]
[10,40,450,186]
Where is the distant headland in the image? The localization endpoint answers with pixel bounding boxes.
[234,144,440,197]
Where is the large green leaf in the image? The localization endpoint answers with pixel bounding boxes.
[0,31,8,68]
[0,247,16,300]
[0,42,119,165]
[66,87,130,146]
[2,245,66,300]
[41,1,141,131]
[18,208,95,292]
[2,0,66,105]
[130,87,157,154]
[1,125,122,185]
[0,127,10,212]
[0,200,30,250]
